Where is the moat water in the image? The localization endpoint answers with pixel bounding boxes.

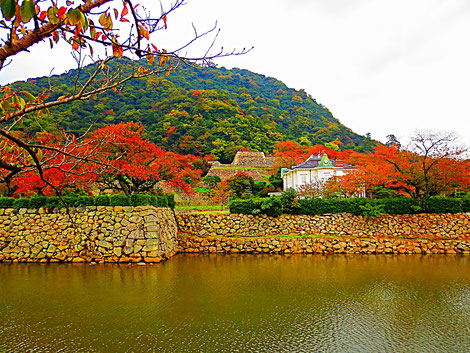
[1,254,470,352]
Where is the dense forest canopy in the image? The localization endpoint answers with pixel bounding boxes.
[11,58,374,163]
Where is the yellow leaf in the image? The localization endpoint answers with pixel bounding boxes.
[146,53,154,65]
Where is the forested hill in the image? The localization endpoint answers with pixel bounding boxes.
[12,58,374,163]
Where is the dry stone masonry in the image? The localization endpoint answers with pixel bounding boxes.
[0,206,177,263]
[176,213,470,239]
[178,235,470,255]
[1,208,470,262]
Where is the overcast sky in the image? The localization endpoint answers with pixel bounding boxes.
[2,0,470,145]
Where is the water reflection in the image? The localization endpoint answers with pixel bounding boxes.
[1,255,469,352]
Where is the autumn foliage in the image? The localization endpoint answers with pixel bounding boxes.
[274,133,469,206]
[273,140,353,168]
[0,122,207,197]
[352,145,470,202]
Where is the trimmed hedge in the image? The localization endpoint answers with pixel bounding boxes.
[130,194,152,206]
[280,189,299,214]
[298,198,369,216]
[0,197,15,208]
[152,195,168,208]
[229,198,255,215]
[426,197,462,214]
[110,194,130,206]
[77,196,95,207]
[166,194,176,209]
[94,195,110,206]
[462,198,470,212]
[45,196,62,208]
[229,197,283,217]
[377,198,421,215]
[260,197,283,217]
[13,198,29,209]
[230,196,468,217]
[0,194,172,208]
[28,196,47,209]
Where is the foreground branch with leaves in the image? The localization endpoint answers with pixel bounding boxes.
[0,0,251,194]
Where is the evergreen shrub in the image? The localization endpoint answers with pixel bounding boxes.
[229,197,283,217]
[280,189,299,214]
[151,195,168,207]
[110,194,130,206]
[229,198,257,214]
[166,194,176,209]
[298,198,369,215]
[63,196,81,207]
[426,197,462,214]
[28,196,47,209]
[13,198,29,209]
[77,196,94,207]
[360,202,385,218]
[0,197,15,208]
[377,198,420,215]
[130,194,152,206]
[229,196,466,216]
[45,196,62,208]
[462,198,470,212]
[94,195,110,206]
[260,197,283,217]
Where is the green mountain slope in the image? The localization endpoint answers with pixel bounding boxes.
[12,59,373,162]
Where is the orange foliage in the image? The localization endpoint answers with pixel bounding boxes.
[342,145,470,200]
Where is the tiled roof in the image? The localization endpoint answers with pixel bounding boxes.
[291,154,355,170]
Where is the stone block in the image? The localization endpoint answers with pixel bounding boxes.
[143,239,159,252]
[113,247,122,257]
[123,246,133,255]
[97,241,112,250]
[145,231,158,239]
[129,215,143,224]
[31,244,42,256]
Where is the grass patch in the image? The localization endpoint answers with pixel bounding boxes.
[176,204,226,211]
[195,210,230,215]
[176,204,229,214]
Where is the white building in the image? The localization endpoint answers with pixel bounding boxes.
[281,153,356,191]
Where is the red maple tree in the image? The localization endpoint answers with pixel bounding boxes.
[88,122,204,195]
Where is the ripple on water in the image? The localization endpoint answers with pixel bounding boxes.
[1,255,470,352]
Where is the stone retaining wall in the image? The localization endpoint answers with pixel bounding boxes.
[2,209,469,263]
[176,213,470,239]
[178,235,470,255]
[0,206,178,263]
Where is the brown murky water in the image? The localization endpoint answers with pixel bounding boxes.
[1,254,470,352]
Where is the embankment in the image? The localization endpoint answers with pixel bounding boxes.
[1,209,470,262]
[176,212,470,254]
[178,235,470,254]
[0,206,177,263]
[176,213,470,239]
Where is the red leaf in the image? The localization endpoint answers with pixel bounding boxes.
[121,4,128,17]
[58,6,66,18]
